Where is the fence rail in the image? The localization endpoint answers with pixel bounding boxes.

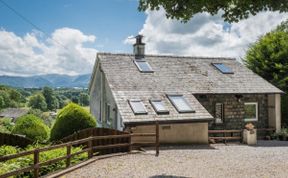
[0,122,159,178]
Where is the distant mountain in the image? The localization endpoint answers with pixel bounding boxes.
[0,74,91,88]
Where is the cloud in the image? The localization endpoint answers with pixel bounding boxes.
[135,9,288,59]
[0,28,97,76]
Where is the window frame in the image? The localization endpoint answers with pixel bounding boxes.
[212,63,234,74]
[134,59,154,73]
[244,102,258,122]
[105,103,111,125]
[128,99,148,115]
[149,99,169,114]
[167,94,195,113]
[215,103,224,124]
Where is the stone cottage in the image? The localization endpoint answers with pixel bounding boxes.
[89,35,283,144]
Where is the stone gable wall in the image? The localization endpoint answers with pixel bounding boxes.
[194,94,268,130]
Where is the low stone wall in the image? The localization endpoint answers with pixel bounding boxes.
[131,122,208,144]
[195,94,268,130]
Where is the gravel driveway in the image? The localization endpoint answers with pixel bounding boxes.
[64,141,288,178]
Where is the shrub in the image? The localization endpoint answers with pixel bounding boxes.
[0,144,86,177]
[12,114,50,142]
[0,118,14,133]
[50,103,96,141]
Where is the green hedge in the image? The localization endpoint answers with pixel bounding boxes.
[50,103,96,141]
[12,114,50,142]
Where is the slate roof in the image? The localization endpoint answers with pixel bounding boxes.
[93,53,283,124]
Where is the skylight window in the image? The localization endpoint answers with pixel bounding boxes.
[134,60,153,73]
[212,63,234,74]
[129,99,147,115]
[167,95,195,113]
[150,99,169,114]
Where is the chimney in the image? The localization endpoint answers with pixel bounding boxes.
[133,35,145,59]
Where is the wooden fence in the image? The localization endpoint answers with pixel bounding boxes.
[0,122,159,178]
[0,132,33,148]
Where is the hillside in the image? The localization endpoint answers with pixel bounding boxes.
[0,74,91,88]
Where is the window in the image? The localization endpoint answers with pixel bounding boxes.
[212,63,234,74]
[215,103,224,124]
[167,95,195,113]
[129,99,148,115]
[244,102,258,122]
[105,103,111,124]
[150,100,169,114]
[134,60,153,73]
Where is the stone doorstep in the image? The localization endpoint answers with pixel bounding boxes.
[43,151,140,178]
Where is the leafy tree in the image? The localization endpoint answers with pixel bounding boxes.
[43,87,58,111]
[0,90,10,109]
[12,114,50,142]
[138,0,288,23]
[28,94,47,111]
[245,20,288,125]
[50,103,96,141]
[79,93,89,106]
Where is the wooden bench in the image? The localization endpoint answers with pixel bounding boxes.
[209,130,242,143]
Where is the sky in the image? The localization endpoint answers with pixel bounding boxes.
[0,0,287,76]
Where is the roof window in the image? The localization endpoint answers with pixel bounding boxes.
[212,63,234,74]
[134,60,153,73]
[150,99,169,114]
[129,99,147,115]
[167,95,195,113]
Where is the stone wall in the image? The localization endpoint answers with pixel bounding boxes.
[194,94,268,130]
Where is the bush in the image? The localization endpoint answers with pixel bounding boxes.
[50,103,96,141]
[12,114,50,142]
[0,118,14,133]
[0,144,86,177]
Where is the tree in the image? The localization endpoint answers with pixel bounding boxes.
[12,114,50,142]
[138,0,288,23]
[50,103,96,141]
[28,94,47,111]
[79,93,89,106]
[244,20,288,125]
[42,87,58,111]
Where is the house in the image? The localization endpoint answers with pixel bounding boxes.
[89,35,283,144]
[0,108,29,122]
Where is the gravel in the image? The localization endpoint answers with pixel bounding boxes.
[65,141,288,178]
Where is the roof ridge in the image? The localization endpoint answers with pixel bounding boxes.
[97,52,236,60]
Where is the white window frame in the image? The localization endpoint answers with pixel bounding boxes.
[105,103,111,125]
[167,94,195,113]
[134,60,154,73]
[244,102,258,122]
[215,103,224,124]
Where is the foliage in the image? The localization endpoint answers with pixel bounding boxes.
[27,109,55,127]
[43,87,59,111]
[12,114,50,142]
[0,85,23,109]
[79,92,89,106]
[0,118,14,133]
[0,144,86,177]
[244,20,288,124]
[138,0,288,23]
[28,94,47,111]
[50,103,96,141]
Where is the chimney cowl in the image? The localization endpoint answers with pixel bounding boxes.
[133,35,145,59]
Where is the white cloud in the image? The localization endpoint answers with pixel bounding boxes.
[0,28,97,76]
[135,9,288,59]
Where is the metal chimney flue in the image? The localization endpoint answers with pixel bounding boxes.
[133,35,145,59]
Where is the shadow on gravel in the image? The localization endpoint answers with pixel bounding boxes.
[150,175,189,178]
[251,140,288,147]
[157,145,216,150]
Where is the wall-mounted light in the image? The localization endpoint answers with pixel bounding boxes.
[235,94,243,103]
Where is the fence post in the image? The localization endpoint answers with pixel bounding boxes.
[66,143,71,168]
[34,149,39,178]
[129,134,132,152]
[155,121,159,157]
[88,137,93,158]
